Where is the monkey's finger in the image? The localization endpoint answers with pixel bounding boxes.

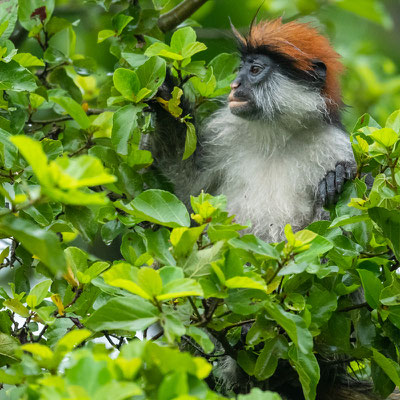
[345,163,356,180]
[335,163,345,194]
[318,180,327,206]
[326,171,336,205]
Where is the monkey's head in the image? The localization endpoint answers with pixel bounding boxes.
[228,18,344,123]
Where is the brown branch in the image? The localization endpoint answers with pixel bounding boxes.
[158,0,209,32]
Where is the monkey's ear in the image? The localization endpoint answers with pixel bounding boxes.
[312,59,327,83]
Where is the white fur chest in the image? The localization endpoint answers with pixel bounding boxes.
[218,142,316,241]
[204,109,354,242]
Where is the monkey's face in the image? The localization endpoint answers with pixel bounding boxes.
[228,54,328,122]
[228,54,273,119]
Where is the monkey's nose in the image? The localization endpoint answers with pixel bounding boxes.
[230,81,241,89]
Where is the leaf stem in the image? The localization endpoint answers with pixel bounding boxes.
[188,296,202,321]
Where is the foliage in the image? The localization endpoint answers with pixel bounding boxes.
[0,1,399,400]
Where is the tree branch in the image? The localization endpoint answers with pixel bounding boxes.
[338,302,370,313]
[158,0,209,32]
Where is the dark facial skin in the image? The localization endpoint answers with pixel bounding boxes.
[228,54,274,119]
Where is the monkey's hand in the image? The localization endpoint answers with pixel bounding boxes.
[318,162,356,207]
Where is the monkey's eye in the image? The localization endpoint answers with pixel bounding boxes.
[250,65,263,75]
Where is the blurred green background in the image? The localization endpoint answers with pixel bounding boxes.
[15,0,400,129]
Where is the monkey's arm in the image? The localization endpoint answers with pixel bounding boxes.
[317,161,356,206]
[147,76,218,204]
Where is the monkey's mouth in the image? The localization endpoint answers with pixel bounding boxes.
[228,95,249,108]
[229,99,248,108]
[228,92,248,108]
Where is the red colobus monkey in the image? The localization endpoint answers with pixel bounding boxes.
[150,18,355,242]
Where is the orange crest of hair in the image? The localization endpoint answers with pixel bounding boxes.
[243,18,344,109]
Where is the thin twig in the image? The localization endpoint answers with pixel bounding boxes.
[103,331,118,348]
[35,325,48,342]
[31,109,105,125]
[150,330,164,341]
[188,297,202,321]
[224,319,255,331]
[338,302,369,313]
[64,288,83,309]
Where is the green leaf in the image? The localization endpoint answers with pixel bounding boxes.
[294,234,333,264]
[56,329,91,353]
[368,207,400,260]
[46,16,71,36]
[159,266,184,285]
[254,337,279,380]
[183,240,225,278]
[85,295,159,331]
[26,279,52,309]
[284,293,306,312]
[380,275,400,306]
[98,29,115,43]
[50,96,91,129]
[137,267,163,298]
[65,246,87,275]
[3,298,29,318]
[0,215,66,274]
[144,42,183,60]
[182,121,197,160]
[209,53,240,95]
[229,235,280,260]
[18,0,55,30]
[78,261,109,284]
[307,285,337,331]
[13,53,45,67]
[0,128,18,169]
[111,104,145,155]
[329,214,369,228]
[170,225,204,257]
[225,276,268,294]
[370,128,398,148]
[357,269,383,308]
[49,155,117,189]
[0,0,18,39]
[182,42,207,59]
[11,135,50,184]
[237,388,282,400]
[0,333,19,364]
[386,110,400,133]
[157,278,203,301]
[113,14,133,35]
[135,56,166,98]
[265,302,313,354]
[288,346,320,400]
[144,228,176,266]
[0,60,37,91]
[372,349,400,386]
[102,263,151,300]
[170,27,196,53]
[113,68,140,101]
[186,326,214,353]
[116,189,190,228]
